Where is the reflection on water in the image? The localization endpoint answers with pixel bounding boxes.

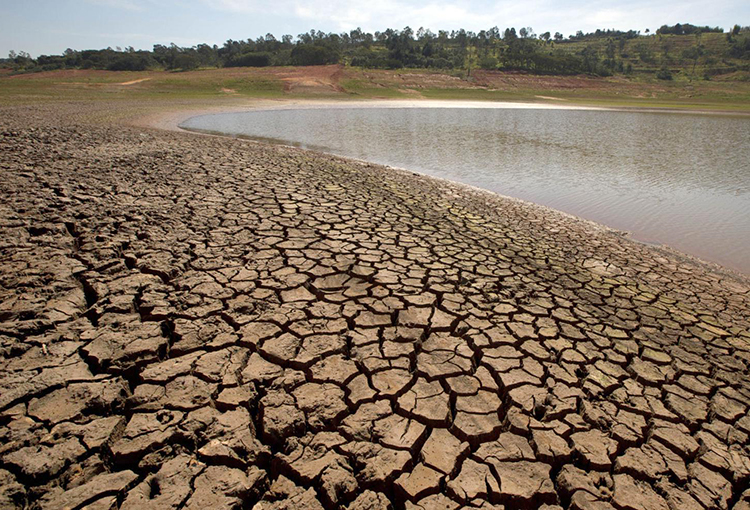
[181,106,750,274]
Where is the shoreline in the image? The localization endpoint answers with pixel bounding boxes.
[133,98,610,133]
[133,96,750,134]
[143,99,750,281]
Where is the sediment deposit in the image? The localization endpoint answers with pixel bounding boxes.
[1,103,749,510]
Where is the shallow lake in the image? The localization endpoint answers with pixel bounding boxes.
[181,104,750,274]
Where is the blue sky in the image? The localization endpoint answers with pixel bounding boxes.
[2,0,747,57]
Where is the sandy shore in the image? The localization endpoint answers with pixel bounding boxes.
[1,101,749,510]
[132,98,608,134]
[137,97,747,134]
[139,98,750,138]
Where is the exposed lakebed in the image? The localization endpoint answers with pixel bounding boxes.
[181,104,750,274]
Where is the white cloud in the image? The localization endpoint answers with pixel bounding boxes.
[84,0,145,11]
[206,0,517,32]
[203,0,742,36]
[202,0,261,13]
[292,0,490,32]
[46,28,200,47]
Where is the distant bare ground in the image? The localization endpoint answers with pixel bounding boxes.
[3,65,749,109]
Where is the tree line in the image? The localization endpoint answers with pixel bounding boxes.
[4,23,749,79]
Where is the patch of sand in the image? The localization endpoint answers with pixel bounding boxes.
[535,95,568,101]
[119,78,151,86]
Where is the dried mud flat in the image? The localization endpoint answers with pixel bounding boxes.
[1,102,750,510]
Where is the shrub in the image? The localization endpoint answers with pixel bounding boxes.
[225,52,271,67]
[385,58,403,69]
[172,53,200,70]
[427,57,452,69]
[479,56,499,69]
[107,54,152,71]
[290,45,338,66]
[656,65,673,80]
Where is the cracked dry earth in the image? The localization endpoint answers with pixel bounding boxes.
[1,104,750,510]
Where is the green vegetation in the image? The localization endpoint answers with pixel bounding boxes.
[2,64,749,114]
[4,23,750,82]
[0,69,289,105]
[2,22,749,113]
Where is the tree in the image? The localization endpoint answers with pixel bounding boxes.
[225,52,271,67]
[454,28,468,48]
[465,45,478,77]
[108,52,154,71]
[3,21,738,77]
[479,55,498,69]
[636,40,654,63]
[661,38,673,61]
[605,38,616,69]
[681,44,704,78]
[728,28,750,58]
[196,44,218,67]
[656,64,672,80]
[290,45,338,65]
[172,52,200,71]
[9,50,33,68]
[580,45,602,74]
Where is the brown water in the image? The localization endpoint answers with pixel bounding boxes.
[181,105,750,274]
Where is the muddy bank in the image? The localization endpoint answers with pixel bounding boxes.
[0,102,749,510]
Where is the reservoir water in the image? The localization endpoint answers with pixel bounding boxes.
[180,104,750,274]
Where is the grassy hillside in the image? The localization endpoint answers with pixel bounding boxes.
[553,32,748,78]
[1,66,749,112]
[5,24,749,81]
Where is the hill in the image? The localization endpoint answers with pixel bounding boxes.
[3,23,749,83]
[1,65,749,112]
